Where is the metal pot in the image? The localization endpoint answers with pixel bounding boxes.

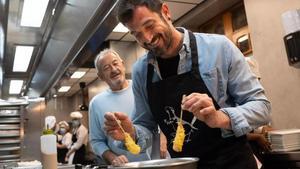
[111,157,199,169]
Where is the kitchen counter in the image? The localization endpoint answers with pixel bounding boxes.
[263,150,300,169]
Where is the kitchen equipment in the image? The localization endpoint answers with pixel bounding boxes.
[282,9,300,68]
[0,103,27,164]
[268,128,300,152]
[112,157,199,169]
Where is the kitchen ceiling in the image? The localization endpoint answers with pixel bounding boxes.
[0,0,242,99]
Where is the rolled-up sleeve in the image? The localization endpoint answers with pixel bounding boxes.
[220,37,271,137]
[131,58,157,150]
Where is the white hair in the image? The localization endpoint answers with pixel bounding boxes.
[94,48,123,73]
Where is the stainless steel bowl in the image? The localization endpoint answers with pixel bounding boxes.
[112,157,199,169]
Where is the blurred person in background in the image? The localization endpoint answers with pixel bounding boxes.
[65,111,88,165]
[57,121,72,164]
[247,125,273,169]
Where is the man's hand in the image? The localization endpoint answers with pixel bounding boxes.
[103,150,129,166]
[182,93,231,129]
[104,112,135,140]
[256,134,272,152]
[111,155,129,166]
[160,132,168,159]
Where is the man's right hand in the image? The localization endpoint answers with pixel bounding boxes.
[104,112,135,141]
[160,132,168,159]
[103,150,129,166]
[111,155,129,166]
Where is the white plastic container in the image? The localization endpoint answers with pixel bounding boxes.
[41,134,57,169]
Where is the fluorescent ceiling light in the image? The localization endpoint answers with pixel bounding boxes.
[13,46,34,72]
[58,86,71,93]
[113,23,129,33]
[71,71,86,79]
[9,80,24,94]
[20,0,49,27]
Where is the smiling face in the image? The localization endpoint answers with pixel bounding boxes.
[125,4,182,58]
[97,52,128,91]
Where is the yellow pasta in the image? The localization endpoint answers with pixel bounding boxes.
[124,132,141,155]
[173,94,186,152]
[112,114,141,155]
[172,121,186,152]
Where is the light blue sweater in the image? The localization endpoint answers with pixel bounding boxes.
[89,81,152,163]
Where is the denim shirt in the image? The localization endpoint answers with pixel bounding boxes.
[131,28,271,148]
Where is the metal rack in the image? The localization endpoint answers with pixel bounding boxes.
[0,102,27,164]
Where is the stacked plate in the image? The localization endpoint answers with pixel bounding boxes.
[268,129,300,152]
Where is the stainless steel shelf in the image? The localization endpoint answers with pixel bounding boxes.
[0,110,20,117]
[0,134,20,138]
[0,124,20,130]
[0,154,20,159]
[0,147,21,151]
[0,139,20,144]
[0,104,24,163]
[0,118,21,124]
[0,159,20,163]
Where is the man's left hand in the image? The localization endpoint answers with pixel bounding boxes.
[182,93,231,129]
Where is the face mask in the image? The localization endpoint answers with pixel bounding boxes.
[60,128,66,135]
[72,120,80,127]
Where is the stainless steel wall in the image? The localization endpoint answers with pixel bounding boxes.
[21,101,44,161]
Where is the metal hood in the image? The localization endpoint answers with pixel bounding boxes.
[0,0,118,99]
[26,0,119,97]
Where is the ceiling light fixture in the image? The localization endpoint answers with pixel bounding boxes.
[20,0,49,27]
[58,86,71,93]
[9,80,24,94]
[112,23,129,33]
[13,46,34,72]
[71,71,86,79]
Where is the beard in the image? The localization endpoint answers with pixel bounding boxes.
[144,17,173,57]
[109,73,127,90]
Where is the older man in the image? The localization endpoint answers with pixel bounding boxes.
[89,49,163,166]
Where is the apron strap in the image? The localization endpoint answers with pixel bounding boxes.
[146,62,155,93]
[188,30,221,110]
[188,31,201,75]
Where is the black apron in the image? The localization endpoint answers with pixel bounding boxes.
[57,139,68,163]
[146,31,257,169]
[71,126,86,165]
